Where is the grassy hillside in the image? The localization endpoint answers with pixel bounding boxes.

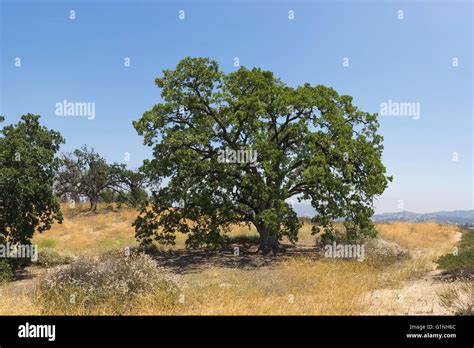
[0,204,467,315]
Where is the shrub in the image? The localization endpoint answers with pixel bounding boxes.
[36,250,180,314]
[364,238,408,265]
[36,249,75,268]
[0,259,14,284]
[437,229,474,271]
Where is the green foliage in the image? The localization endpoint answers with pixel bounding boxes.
[133,57,391,253]
[37,238,57,249]
[101,187,148,210]
[36,248,74,268]
[55,146,146,212]
[0,258,14,284]
[437,229,474,271]
[100,189,117,207]
[0,114,64,244]
[116,172,148,208]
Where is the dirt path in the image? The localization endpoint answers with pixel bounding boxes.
[361,269,452,315]
[361,230,463,315]
[0,265,65,299]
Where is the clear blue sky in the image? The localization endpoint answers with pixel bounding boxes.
[1,0,472,213]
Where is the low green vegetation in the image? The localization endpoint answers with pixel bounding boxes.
[37,238,57,249]
[0,259,14,284]
[36,248,75,268]
[437,228,474,271]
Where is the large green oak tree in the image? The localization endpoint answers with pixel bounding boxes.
[133,57,391,254]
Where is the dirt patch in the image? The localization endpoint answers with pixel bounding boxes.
[0,265,67,299]
[151,243,321,273]
[361,270,452,315]
[1,266,43,298]
[361,229,464,315]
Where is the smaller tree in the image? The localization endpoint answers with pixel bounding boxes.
[101,174,148,209]
[0,114,64,244]
[115,169,148,208]
[55,146,145,212]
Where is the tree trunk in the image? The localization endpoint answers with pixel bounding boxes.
[256,225,282,255]
[89,197,98,213]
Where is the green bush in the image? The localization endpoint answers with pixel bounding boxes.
[36,249,75,268]
[0,259,14,284]
[437,229,474,271]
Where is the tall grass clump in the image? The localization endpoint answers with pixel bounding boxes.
[439,281,474,315]
[36,250,180,315]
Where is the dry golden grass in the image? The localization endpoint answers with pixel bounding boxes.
[0,293,40,315]
[371,223,462,287]
[33,203,138,256]
[377,222,460,255]
[139,259,380,315]
[439,280,474,315]
[0,207,463,315]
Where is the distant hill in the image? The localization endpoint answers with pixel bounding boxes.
[372,210,474,225]
[292,203,317,218]
[293,203,474,225]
